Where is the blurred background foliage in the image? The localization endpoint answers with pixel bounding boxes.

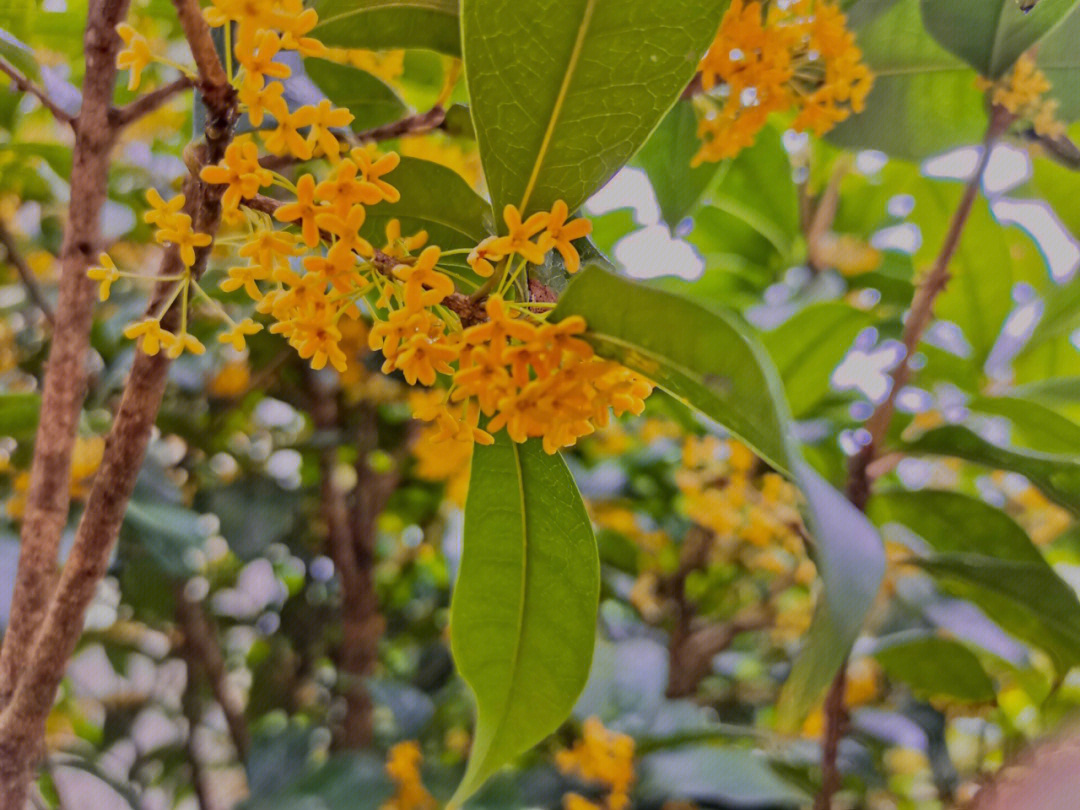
[4,0,1080,807]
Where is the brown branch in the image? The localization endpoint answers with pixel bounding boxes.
[846,104,1014,510]
[0,220,54,325]
[806,159,850,274]
[0,3,235,803]
[111,76,195,127]
[0,56,74,126]
[171,0,230,111]
[813,663,849,810]
[175,587,250,761]
[0,0,131,716]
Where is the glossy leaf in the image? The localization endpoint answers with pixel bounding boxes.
[874,633,996,702]
[304,58,409,131]
[635,101,724,232]
[362,156,494,255]
[451,433,599,803]
[969,395,1080,454]
[917,554,1080,668]
[310,0,461,55]
[553,266,884,728]
[920,0,1080,78]
[829,0,986,158]
[905,425,1080,515]
[462,0,725,217]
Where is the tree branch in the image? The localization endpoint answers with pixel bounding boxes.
[0,1,236,802]
[846,104,1013,510]
[111,76,195,127]
[176,587,250,761]
[0,56,75,126]
[0,0,131,716]
[0,219,54,325]
[813,663,849,810]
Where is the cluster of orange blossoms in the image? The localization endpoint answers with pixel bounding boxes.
[98,0,652,453]
[693,0,873,163]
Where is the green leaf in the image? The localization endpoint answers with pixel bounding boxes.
[552,266,885,728]
[0,392,40,439]
[917,554,1080,668]
[122,499,208,577]
[450,433,599,803]
[869,489,1046,563]
[1009,376,1080,409]
[969,395,1080,454]
[310,0,461,55]
[198,478,298,560]
[462,0,725,217]
[762,302,875,418]
[554,266,791,469]
[919,0,1080,78]
[635,101,724,232]
[873,633,996,702]
[905,424,1080,515]
[636,746,807,808]
[829,0,986,159]
[304,58,409,131]
[362,156,494,257]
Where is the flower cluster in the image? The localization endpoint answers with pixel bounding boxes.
[381,741,436,810]
[976,54,1065,138]
[693,0,873,163]
[104,0,651,455]
[677,435,814,584]
[556,717,635,810]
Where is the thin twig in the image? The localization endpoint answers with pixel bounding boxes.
[846,105,1014,509]
[806,158,850,274]
[111,76,195,127]
[0,56,74,126]
[180,672,220,810]
[0,220,54,324]
[814,663,849,810]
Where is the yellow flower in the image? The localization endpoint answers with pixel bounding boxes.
[239,80,289,128]
[263,106,317,160]
[381,741,436,810]
[166,331,206,359]
[274,174,323,247]
[115,23,153,91]
[87,254,120,301]
[392,246,454,312]
[381,219,428,259]
[306,99,354,159]
[487,204,551,265]
[556,717,635,810]
[157,217,213,266]
[200,140,273,210]
[349,147,401,203]
[144,189,187,231]
[236,29,291,90]
[123,318,172,356]
[218,318,263,351]
[543,200,592,273]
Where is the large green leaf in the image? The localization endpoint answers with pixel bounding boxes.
[970,395,1080,454]
[310,0,461,55]
[635,101,725,233]
[762,302,875,418]
[362,156,494,255]
[919,0,1080,78]
[304,58,409,131]
[552,266,885,728]
[829,0,986,159]
[917,554,1080,668]
[869,489,1046,563]
[870,489,1080,667]
[873,633,996,702]
[450,433,599,803]
[462,0,725,217]
[906,424,1080,514]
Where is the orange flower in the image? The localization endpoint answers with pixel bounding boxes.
[486,204,551,265]
[116,24,153,91]
[218,318,263,351]
[274,174,323,247]
[542,201,592,273]
[200,140,272,210]
[349,148,401,203]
